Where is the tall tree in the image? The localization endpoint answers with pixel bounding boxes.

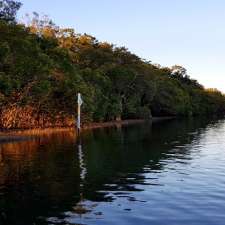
[0,0,21,22]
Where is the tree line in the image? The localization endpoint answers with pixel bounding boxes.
[0,0,225,129]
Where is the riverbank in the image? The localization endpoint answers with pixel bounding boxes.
[0,117,174,143]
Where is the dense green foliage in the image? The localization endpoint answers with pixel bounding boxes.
[0,1,224,128]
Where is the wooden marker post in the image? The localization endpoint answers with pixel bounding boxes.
[77,93,83,134]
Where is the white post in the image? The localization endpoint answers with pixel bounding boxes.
[77,93,82,132]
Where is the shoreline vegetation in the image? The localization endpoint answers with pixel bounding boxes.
[0,1,225,131]
[0,117,173,143]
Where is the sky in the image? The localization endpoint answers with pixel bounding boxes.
[18,0,225,93]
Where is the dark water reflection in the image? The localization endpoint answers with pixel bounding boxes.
[1,118,225,225]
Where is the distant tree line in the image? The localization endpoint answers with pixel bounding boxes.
[0,0,225,129]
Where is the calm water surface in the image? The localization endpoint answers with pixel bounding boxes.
[1,118,225,225]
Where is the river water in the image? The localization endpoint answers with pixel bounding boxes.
[1,118,225,225]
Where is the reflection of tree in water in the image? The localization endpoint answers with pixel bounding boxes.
[48,136,102,224]
[81,118,217,202]
[0,132,81,225]
[0,118,220,225]
[0,146,4,168]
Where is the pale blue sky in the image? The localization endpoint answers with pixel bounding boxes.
[18,0,225,92]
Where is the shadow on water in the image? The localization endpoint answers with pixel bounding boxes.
[0,117,222,225]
